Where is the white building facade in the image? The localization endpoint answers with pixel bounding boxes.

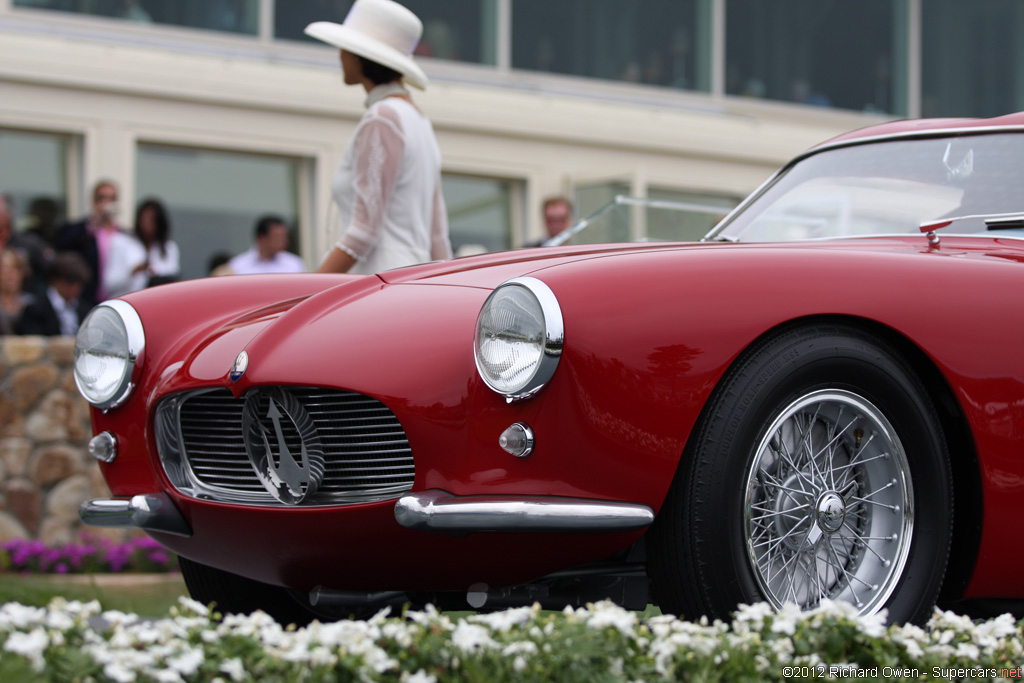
[2,0,1020,278]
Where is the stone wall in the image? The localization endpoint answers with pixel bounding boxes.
[0,336,119,545]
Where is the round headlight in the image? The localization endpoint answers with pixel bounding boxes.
[74,300,145,411]
[474,277,563,400]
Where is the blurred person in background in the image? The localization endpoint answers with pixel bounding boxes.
[17,252,92,336]
[0,248,34,335]
[306,0,452,274]
[227,215,305,274]
[0,193,53,295]
[56,180,125,308]
[133,198,180,287]
[524,195,574,247]
[100,197,183,298]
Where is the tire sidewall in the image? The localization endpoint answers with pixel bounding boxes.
[690,328,951,623]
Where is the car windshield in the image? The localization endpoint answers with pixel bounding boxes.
[709,132,1024,242]
[546,196,734,247]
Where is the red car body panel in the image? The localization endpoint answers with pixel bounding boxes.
[90,234,1024,597]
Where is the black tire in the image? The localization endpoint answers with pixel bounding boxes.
[647,323,952,624]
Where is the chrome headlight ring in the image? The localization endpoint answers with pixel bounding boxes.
[474,277,564,402]
[73,300,145,412]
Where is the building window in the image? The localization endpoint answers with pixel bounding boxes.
[512,0,709,91]
[276,0,498,66]
[0,128,72,246]
[442,174,520,255]
[136,144,304,281]
[726,0,904,115]
[922,1,1024,118]
[13,0,259,35]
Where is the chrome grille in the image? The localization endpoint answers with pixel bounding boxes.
[161,387,415,505]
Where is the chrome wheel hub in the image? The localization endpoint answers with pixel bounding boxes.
[744,390,914,615]
[815,492,846,533]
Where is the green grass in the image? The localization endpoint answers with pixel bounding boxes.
[0,573,188,617]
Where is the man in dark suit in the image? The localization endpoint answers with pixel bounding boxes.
[55,180,123,310]
[17,252,93,336]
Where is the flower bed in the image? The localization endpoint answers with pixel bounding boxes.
[0,598,1021,682]
[0,536,176,575]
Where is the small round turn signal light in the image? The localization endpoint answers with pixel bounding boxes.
[499,422,534,458]
[88,432,118,463]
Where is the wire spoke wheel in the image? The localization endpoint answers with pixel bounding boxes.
[744,389,913,614]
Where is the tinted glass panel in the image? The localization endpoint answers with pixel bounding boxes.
[0,128,69,245]
[922,0,1024,118]
[136,144,302,281]
[726,0,903,115]
[512,0,707,91]
[276,0,497,65]
[14,0,259,34]
[442,174,515,254]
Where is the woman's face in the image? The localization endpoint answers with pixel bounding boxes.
[137,207,156,240]
[340,49,363,86]
[0,252,25,294]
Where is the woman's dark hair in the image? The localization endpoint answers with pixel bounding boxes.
[134,198,171,257]
[358,55,403,86]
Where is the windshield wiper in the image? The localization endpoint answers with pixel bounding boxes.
[984,215,1024,229]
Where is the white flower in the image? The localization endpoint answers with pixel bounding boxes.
[151,669,184,683]
[734,602,774,630]
[220,657,246,682]
[0,603,47,631]
[4,627,49,670]
[102,610,140,628]
[383,622,416,648]
[972,613,1019,650]
[173,597,210,617]
[400,670,437,683]
[955,642,980,660]
[583,601,637,636]
[451,622,499,653]
[104,662,138,683]
[168,646,205,676]
[470,604,538,633]
[770,603,802,636]
[502,641,538,657]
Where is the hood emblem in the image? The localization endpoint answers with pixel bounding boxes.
[241,388,325,505]
[230,351,248,382]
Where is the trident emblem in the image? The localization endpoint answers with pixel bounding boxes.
[259,397,309,496]
[242,388,325,505]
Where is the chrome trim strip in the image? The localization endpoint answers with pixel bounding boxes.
[79,493,192,537]
[394,489,654,534]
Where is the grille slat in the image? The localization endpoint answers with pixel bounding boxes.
[172,387,415,505]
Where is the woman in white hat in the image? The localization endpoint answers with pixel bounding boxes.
[307,0,452,274]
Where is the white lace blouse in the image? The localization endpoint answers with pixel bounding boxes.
[331,93,452,274]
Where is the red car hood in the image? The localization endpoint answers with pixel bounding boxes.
[378,242,714,288]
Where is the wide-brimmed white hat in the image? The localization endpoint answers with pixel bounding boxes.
[305,0,428,89]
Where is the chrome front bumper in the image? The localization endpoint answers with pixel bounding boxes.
[79,490,653,538]
[395,489,655,534]
[79,493,192,537]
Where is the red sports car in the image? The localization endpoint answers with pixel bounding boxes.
[76,112,1024,625]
